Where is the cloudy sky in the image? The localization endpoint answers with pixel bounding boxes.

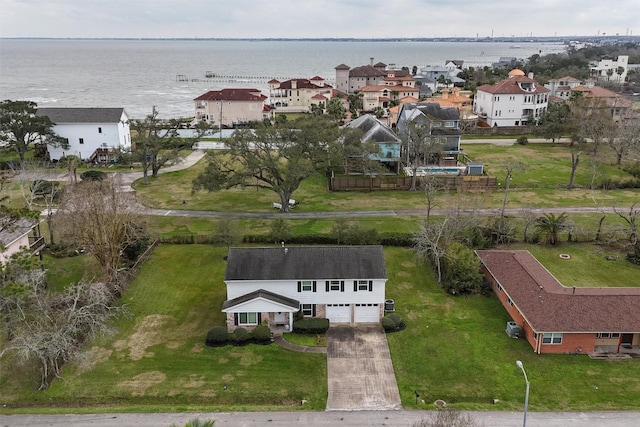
[1,0,638,39]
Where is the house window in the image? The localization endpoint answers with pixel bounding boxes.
[542,333,563,344]
[507,297,514,306]
[330,280,341,291]
[496,283,503,292]
[238,312,258,325]
[98,127,102,133]
[444,121,454,127]
[302,281,312,291]
[79,138,84,144]
[596,333,620,339]
[358,280,370,291]
[301,304,314,316]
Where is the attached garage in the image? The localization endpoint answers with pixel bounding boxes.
[354,304,380,323]
[326,304,351,323]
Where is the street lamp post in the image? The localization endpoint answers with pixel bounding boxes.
[515,360,530,427]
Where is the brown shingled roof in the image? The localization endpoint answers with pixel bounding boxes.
[476,76,549,95]
[477,250,640,333]
[349,65,387,78]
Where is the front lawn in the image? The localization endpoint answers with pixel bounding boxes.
[383,247,640,411]
[1,245,327,411]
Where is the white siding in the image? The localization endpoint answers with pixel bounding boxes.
[226,278,386,306]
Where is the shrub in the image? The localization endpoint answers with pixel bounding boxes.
[80,170,106,181]
[251,325,272,343]
[627,253,640,266]
[381,316,396,332]
[516,136,529,145]
[388,313,402,328]
[233,327,250,345]
[205,326,229,347]
[293,318,330,334]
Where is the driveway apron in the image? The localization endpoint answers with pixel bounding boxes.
[326,324,402,411]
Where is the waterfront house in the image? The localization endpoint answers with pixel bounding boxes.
[473,70,549,127]
[36,108,131,163]
[544,76,582,100]
[477,250,640,355]
[222,246,388,332]
[194,88,271,128]
[268,77,340,113]
[335,61,388,94]
[590,55,629,83]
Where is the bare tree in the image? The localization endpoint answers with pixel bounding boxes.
[399,120,444,192]
[608,121,640,166]
[414,193,484,283]
[568,148,580,190]
[614,203,640,258]
[520,207,539,243]
[421,175,444,224]
[2,279,127,390]
[499,161,526,220]
[56,176,143,284]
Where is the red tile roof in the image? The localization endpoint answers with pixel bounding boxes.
[571,85,632,108]
[476,76,549,95]
[335,63,350,70]
[194,88,266,102]
[268,79,280,84]
[275,78,333,90]
[477,250,640,333]
[349,65,387,78]
[310,76,324,81]
[311,94,327,100]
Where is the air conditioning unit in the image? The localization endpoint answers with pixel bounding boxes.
[506,321,521,338]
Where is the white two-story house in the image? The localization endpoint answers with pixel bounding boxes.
[36,108,131,162]
[473,71,549,127]
[221,246,388,332]
[590,55,629,83]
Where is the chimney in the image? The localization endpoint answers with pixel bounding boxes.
[291,80,297,89]
[528,72,534,79]
[370,57,374,66]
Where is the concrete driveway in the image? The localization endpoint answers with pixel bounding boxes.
[326,324,402,411]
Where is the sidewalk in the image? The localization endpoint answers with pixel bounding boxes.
[272,335,327,353]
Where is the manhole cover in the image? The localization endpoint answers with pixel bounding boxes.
[434,399,447,407]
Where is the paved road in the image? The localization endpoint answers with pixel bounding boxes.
[3,410,640,426]
[461,137,571,146]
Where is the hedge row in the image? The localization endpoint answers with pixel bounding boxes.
[160,232,415,247]
[381,313,406,333]
[205,325,272,347]
[293,318,330,334]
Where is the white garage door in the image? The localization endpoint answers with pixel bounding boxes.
[354,304,380,323]
[326,304,351,323]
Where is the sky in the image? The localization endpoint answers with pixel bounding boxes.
[0,0,638,39]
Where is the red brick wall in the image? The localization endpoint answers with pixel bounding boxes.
[538,333,595,354]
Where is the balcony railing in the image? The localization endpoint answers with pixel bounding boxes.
[28,236,45,252]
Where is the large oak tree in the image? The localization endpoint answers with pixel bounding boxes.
[192,116,339,212]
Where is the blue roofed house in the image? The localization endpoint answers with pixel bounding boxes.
[221,246,388,332]
[344,114,402,173]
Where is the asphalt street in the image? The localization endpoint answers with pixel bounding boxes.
[2,410,640,427]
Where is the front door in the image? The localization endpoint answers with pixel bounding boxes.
[274,312,286,325]
[621,334,634,347]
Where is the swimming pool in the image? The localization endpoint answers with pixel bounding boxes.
[404,166,466,176]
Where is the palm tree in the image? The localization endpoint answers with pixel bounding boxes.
[535,212,568,246]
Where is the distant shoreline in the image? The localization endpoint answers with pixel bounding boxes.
[1,36,639,43]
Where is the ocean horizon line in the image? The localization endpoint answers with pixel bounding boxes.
[2,35,638,43]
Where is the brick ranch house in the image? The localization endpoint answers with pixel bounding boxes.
[477,250,640,355]
[221,246,387,332]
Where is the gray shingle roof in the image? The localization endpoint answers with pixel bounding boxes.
[36,108,126,123]
[221,289,300,310]
[225,246,387,281]
[0,218,36,247]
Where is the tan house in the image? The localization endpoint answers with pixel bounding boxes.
[268,77,340,113]
[570,85,633,122]
[360,85,420,112]
[194,88,271,128]
[425,88,475,120]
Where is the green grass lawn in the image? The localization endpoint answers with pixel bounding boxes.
[130,142,640,213]
[3,244,640,413]
[283,333,327,347]
[383,247,640,411]
[1,245,327,412]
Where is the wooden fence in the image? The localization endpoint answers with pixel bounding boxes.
[329,175,497,192]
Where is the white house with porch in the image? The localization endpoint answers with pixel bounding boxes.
[221,246,388,332]
[36,108,131,162]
